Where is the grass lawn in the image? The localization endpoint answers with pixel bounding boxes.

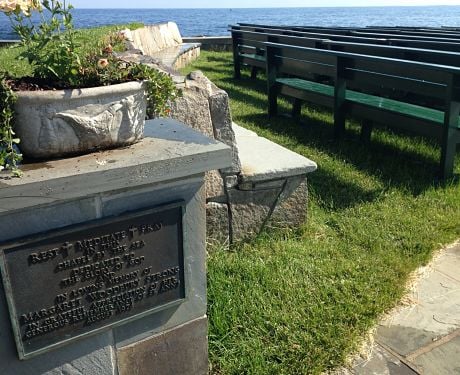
[183,51,460,374]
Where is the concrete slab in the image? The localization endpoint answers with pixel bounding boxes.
[412,334,460,375]
[0,119,231,211]
[349,243,460,375]
[354,344,418,375]
[378,248,460,345]
[433,245,460,282]
[232,123,317,182]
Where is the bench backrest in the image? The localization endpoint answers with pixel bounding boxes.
[233,30,460,67]
[363,27,460,39]
[265,42,460,108]
[237,23,460,43]
[232,25,460,52]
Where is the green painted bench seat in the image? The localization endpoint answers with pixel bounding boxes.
[277,77,453,126]
[266,43,460,178]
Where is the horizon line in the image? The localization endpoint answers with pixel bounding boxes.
[73,5,460,9]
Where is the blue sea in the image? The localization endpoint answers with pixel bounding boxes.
[1,6,460,40]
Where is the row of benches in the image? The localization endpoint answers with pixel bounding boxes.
[231,24,460,178]
[233,24,460,52]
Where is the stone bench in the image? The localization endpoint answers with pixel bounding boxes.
[170,71,317,245]
[122,22,201,70]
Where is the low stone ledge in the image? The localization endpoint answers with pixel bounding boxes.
[233,123,317,183]
[123,23,201,71]
[182,36,232,51]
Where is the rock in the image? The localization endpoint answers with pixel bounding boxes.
[205,170,225,200]
[169,79,214,139]
[268,176,309,229]
[206,202,230,247]
[228,185,282,242]
[172,71,241,174]
[208,91,241,173]
[129,22,183,56]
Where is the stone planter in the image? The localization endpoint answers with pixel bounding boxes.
[14,81,147,159]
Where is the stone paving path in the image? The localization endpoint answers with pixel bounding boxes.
[352,242,460,375]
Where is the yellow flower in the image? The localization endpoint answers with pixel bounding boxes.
[0,0,39,15]
[0,1,18,13]
[97,58,109,69]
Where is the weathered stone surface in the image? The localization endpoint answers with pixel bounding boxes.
[353,344,418,375]
[206,202,230,247]
[209,91,241,173]
[351,243,460,375]
[228,186,282,242]
[171,71,241,175]
[1,119,231,218]
[233,123,317,183]
[413,334,460,375]
[117,317,208,375]
[205,170,225,199]
[0,275,115,375]
[268,176,309,229]
[172,44,201,70]
[169,78,215,139]
[14,81,147,159]
[129,22,183,56]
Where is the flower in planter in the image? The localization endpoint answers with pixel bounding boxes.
[0,0,180,174]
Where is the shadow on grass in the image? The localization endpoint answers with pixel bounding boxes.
[238,111,456,195]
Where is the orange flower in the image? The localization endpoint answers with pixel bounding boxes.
[103,44,113,54]
[97,58,109,69]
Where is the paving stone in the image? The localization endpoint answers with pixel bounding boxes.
[354,344,418,375]
[412,334,460,375]
[433,245,460,282]
[378,268,460,344]
[377,325,439,357]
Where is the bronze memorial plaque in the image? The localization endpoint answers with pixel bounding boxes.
[0,202,185,359]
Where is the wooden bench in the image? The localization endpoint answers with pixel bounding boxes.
[232,29,460,84]
[232,25,460,53]
[265,42,460,178]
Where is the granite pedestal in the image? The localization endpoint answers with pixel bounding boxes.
[0,118,230,375]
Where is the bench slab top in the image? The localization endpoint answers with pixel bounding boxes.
[233,123,317,183]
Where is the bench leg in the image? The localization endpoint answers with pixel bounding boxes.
[250,67,258,79]
[234,64,241,79]
[360,121,373,143]
[440,136,456,179]
[440,97,460,179]
[334,111,345,138]
[292,98,302,119]
[268,91,278,118]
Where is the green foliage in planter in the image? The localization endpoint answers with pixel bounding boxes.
[0,75,22,176]
[0,1,180,174]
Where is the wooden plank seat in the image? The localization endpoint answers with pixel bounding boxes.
[265,42,460,178]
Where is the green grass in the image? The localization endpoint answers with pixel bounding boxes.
[183,51,460,374]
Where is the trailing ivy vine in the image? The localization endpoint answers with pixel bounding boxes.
[0,75,22,176]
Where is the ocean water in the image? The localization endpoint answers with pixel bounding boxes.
[1,6,460,40]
